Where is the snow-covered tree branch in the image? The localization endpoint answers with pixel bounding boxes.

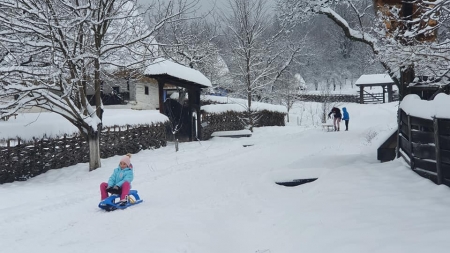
[0,0,192,170]
[220,0,306,131]
[277,0,450,99]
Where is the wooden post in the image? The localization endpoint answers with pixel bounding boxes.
[434,117,443,184]
[382,85,386,103]
[359,86,364,104]
[407,114,414,170]
[387,84,393,102]
[396,109,402,158]
[158,80,165,114]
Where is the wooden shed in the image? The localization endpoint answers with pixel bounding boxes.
[355,74,397,104]
[145,58,212,141]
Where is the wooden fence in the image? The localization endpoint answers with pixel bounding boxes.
[0,122,169,184]
[200,110,285,140]
[361,91,384,104]
[297,94,359,103]
[397,109,450,186]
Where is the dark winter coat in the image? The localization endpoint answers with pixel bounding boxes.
[328,107,342,119]
[342,107,349,120]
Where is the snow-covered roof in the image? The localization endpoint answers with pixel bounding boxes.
[355,74,394,86]
[144,58,212,88]
[400,93,450,119]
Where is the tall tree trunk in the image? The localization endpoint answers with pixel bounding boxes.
[90,57,103,171]
[399,66,415,100]
[88,127,101,171]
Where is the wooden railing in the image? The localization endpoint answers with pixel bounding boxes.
[397,109,450,186]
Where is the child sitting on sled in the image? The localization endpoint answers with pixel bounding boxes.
[100,153,134,206]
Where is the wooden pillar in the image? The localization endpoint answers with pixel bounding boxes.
[187,89,194,142]
[382,85,386,103]
[387,84,393,102]
[407,114,414,170]
[396,109,402,158]
[359,85,364,104]
[187,88,202,141]
[195,90,202,140]
[434,117,442,184]
[158,80,164,114]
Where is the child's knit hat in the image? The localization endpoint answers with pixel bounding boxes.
[120,154,132,167]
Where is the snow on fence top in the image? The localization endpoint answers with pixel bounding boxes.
[144,58,212,87]
[201,95,287,114]
[0,109,169,141]
[400,93,450,119]
[355,74,394,85]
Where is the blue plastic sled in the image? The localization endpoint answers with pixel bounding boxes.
[98,189,143,211]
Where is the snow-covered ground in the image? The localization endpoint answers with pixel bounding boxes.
[2,101,450,253]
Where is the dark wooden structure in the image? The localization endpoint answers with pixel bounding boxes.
[377,130,398,162]
[355,74,396,104]
[146,74,210,141]
[407,83,450,101]
[396,109,450,186]
[297,94,358,103]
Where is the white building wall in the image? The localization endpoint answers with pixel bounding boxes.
[132,79,159,110]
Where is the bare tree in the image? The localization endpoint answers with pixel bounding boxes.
[0,0,193,170]
[277,0,450,99]
[275,72,306,123]
[156,11,224,84]
[220,0,304,131]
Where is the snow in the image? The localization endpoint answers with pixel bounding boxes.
[2,101,450,253]
[201,95,287,113]
[355,74,394,85]
[144,58,212,87]
[400,93,450,119]
[0,108,169,141]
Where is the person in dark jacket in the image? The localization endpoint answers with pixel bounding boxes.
[342,107,350,131]
[328,107,342,131]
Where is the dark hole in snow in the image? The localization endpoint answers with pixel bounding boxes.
[243,144,254,147]
[275,178,317,187]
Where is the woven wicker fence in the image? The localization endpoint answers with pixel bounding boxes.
[201,110,285,140]
[0,122,169,184]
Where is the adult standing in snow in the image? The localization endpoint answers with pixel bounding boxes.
[342,107,350,131]
[328,107,342,131]
[100,153,134,206]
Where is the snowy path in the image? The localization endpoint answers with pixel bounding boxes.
[2,103,450,253]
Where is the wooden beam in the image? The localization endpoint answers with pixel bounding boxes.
[408,114,415,170]
[360,86,364,104]
[158,80,164,114]
[434,117,443,184]
[387,84,393,102]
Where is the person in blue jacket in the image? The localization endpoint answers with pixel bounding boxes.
[100,153,134,205]
[342,107,350,131]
